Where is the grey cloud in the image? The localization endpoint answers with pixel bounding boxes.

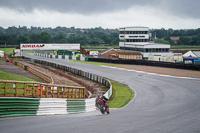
[0,0,159,13]
[160,0,200,18]
[0,0,199,18]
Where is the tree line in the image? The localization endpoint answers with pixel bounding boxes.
[151,28,200,45]
[0,26,119,46]
[0,26,200,46]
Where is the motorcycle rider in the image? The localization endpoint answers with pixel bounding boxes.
[95,93,108,109]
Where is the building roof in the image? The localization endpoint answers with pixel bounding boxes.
[170,37,180,41]
[145,43,170,46]
[172,50,188,55]
[99,48,116,55]
[193,51,200,57]
[116,50,142,55]
[119,26,149,29]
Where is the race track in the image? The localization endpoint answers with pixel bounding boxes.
[1,53,200,133]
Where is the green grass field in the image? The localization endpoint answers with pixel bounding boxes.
[170,45,200,51]
[0,57,5,61]
[108,80,133,108]
[0,48,15,54]
[0,70,38,95]
[70,60,119,66]
[0,70,37,81]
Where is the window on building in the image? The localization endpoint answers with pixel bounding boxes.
[120,31,124,34]
[156,49,158,52]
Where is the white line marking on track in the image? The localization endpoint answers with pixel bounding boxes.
[100,65,200,81]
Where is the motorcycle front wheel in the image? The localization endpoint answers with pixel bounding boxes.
[100,105,105,114]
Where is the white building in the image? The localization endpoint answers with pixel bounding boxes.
[182,50,200,58]
[119,26,171,59]
[0,50,4,57]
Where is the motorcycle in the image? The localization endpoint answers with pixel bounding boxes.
[96,97,109,114]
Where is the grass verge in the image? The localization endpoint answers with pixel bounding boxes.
[0,57,5,61]
[0,70,38,81]
[71,60,134,108]
[108,79,134,108]
[70,60,119,66]
[170,45,200,51]
[0,70,37,94]
[0,48,15,54]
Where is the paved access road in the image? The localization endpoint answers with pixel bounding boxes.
[1,53,200,133]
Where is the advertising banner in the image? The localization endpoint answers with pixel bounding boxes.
[20,43,80,50]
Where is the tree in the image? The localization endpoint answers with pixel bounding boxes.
[39,32,52,43]
[191,35,200,45]
[155,38,169,44]
[17,35,30,44]
[177,36,192,45]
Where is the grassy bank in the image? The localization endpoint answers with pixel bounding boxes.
[0,48,14,54]
[108,80,134,108]
[71,60,118,66]
[0,70,37,94]
[170,45,200,51]
[0,70,36,81]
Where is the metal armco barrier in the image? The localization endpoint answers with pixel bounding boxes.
[0,80,85,99]
[33,59,112,99]
[27,67,53,84]
[13,61,54,84]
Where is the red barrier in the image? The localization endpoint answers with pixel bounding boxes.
[37,85,43,95]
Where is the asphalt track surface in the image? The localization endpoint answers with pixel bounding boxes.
[1,53,200,133]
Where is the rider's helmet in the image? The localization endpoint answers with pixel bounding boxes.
[96,92,103,99]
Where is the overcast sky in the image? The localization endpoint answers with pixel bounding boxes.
[0,0,200,29]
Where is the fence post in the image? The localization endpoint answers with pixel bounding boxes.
[75,88,77,98]
[45,86,47,98]
[79,89,81,98]
[4,82,7,96]
[62,88,65,98]
[52,87,54,98]
[32,84,35,97]
[24,83,26,97]
[57,87,60,98]
[15,83,17,97]
[67,88,69,98]
[83,89,85,98]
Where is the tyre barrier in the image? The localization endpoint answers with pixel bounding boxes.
[0,97,40,118]
[0,97,96,118]
[34,53,88,61]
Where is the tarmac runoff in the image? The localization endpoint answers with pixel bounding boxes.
[100,65,200,81]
